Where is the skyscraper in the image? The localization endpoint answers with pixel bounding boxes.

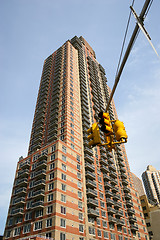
[142,165,160,204]
[4,36,148,240]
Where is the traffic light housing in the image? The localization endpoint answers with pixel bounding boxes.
[87,123,101,147]
[113,120,128,142]
[98,112,113,136]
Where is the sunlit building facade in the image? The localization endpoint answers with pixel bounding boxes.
[4,36,148,240]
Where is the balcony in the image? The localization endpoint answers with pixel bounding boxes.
[85,162,95,172]
[130,224,138,231]
[103,174,111,181]
[15,177,28,187]
[33,130,43,139]
[118,156,124,162]
[32,136,42,146]
[107,157,114,164]
[118,161,125,167]
[14,187,27,196]
[110,178,118,186]
[100,165,109,173]
[87,198,98,207]
[105,190,113,198]
[36,159,47,169]
[114,202,122,208]
[108,164,116,172]
[86,179,96,189]
[115,210,123,217]
[20,160,30,170]
[32,189,45,199]
[104,182,112,189]
[84,154,94,164]
[112,186,119,193]
[31,200,44,209]
[12,197,25,206]
[126,200,133,208]
[100,158,108,166]
[122,179,128,186]
[86,188,98,197]
[33,179,46,188]
[129,216,137,223]
[100,153,107,159]
[10,208,24,216]
[88,208,99,217]
[85,171,96,180]
[48,127,57,136]
[119,166,126,173]
[35,123,44,132]
[108,215,117,223]
[47,134,57,142]
[117,219,125,226]
[107,207,116,214]
[123,187,131,193]
[31,169,46,179]
[113,193,121,201]
[17,169,29,178]
[110,171,117,178]
[84,147,93,156]
[121,173,127,179]
[116,145,122,151]
[125,193,132,200]
[106,198,114,205]
[127,208,135,215]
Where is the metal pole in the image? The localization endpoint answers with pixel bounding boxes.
[105,0,152,112]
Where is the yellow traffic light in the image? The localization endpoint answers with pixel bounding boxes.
[98,112,113,136]
[87,123,101,147]
[113,120,128,142]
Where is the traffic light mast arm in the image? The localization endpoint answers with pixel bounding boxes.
[105,0,152,112]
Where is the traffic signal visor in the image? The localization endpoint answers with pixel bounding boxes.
[87,123,101,147]
[113,120,128,142]
[98,112,113,135]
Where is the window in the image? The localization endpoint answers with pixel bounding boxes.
[70,123,74,128]
[61,122,65,127]
[50,162,55,170]
[111,233,115,240]
[71,143,74,149]
[35,209,43,218]
[48,193,53,202]
[97,218,100,225]
[109,223,114,229]
[61,173,66,181]
[101,210,106,217]
[98,176,102,182]
[60,135,65,141]
[123,227,127,234]
[48,182,54,190]
[78,201,82,209]
[71,136,74,142]
[70,111,74,116]
[78,191,82,199]
[47,205,53,214]
[100,201,105,208]
[71,129,74,135]
[60,218,66,228]
[79,212,83,220]
[34,221,42,231]
[46,232,52,238]
[97,229,101,237]
[62,155,66,162]
[62,145,67,153]
[77,155,80,162]
[103,220,107,228]
[89,226,95,235]
[79,224,84,232]
[118,236,123,240]
[62,163,66,171]
[77,172,81,180]
[61,128,65,134]
[25,212,32,221]
[104,231,109,239]
[70,101,74,106]
[146,222,151,227]
[60,232,66,240]
[49,172,54,180]
[77,164,80,170]
[14,227,21,236]
[61,183,66,191]
[143,206,147,210]
[99,192,104,199]
[61,194,66,203]
[71,117,74,122]
[61,206,66,214]
[46,218,52,227]
[23,223,31,233]
[78,181,82,189]
[51,144,56,152]
[99,184,103,190]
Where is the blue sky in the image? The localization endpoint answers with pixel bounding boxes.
[0,0,159,235]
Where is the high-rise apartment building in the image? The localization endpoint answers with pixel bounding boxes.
[142,165,160,204]
[4,36,148,240]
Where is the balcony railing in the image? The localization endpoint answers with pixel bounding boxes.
[100,165,109,173]
[17,169,29,178]
[84,154,94,163]
[88,208,99,217]
[15,177,28,187]
[12,197,25,205]
[14,187,27,196]
[107,207,116,214]
[108,215,117,223]
[10,208,24,216]
[103,174,111,181]
[85,162,95,172]
[85,171,96,180]
[87,198,98,207]
[86,188,98,197]
[105,190,113,197]
[86,179,96,188]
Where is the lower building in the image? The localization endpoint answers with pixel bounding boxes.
[140,195,160,240]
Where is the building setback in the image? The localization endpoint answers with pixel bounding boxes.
[4,36,148,240]
[142,165,160,204]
